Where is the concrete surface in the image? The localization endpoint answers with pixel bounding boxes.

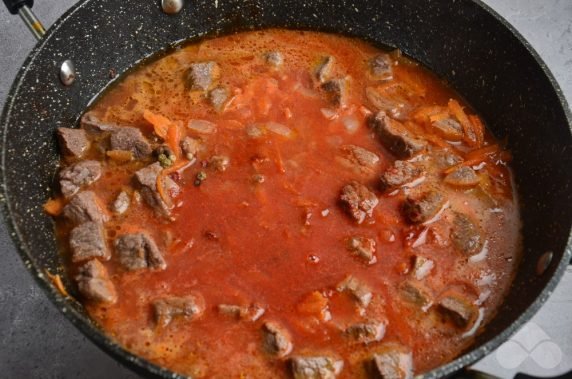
[0,0,570,378]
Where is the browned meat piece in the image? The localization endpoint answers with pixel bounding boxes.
[337,276,372,308]
[57,127,90,158]
[341,145,380,169]
[115,232,166,271]
[368,344,413,379]
[434,150,463,169]
[365,87,407,120]
[218,303,265,321]
[112,191,130,215]
[110,127,152,159]
[339,182,379,224]
[437,292,478,329]
[380,160,423,191]
[444,166,480,187]
[69,221,109,262]
[75,260,117,304]
[264,51,284,67]
[320,78,347,107]
[369,54,393,80]
[59,160,102,198]
[345,320,386,344]
[451,212,483,256]
[153,294,205,327]
[181,136,201,161]
[290,356,344,379]
[411,255,434,280]
[402,190,446,224]
[134,162,179,216]
[399,281,433,308]
[63,191,109,224]
[262,321,293,358]
[186,61,220,91]
[346,236,377,264]
[315,56,334,83]
[369,112,426,159]
[209,155,230,172]
[208,86,229,111]
[80,112,117,134]
[431,118,464,141]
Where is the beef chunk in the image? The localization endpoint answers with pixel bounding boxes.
[369,344,413,379]
[80,112,117,134]
[75,260,117,304]
[262,321,293,358]
[186,61,219,91]
[57,127,90,158]
[411,255,434,280]
[115,233,166,271]
[341,145,380,169]
[369,112,426,159]
[340,182,379,224]
[380,160,423,191]
[437,292,478,329]
[59,160,102,198]
[320,78,347,107]
[110,127,152,159]
[431,118,464,141]
[345,320,386,344]
[399,281,433,309]
[69,222,109,262]
[181,136,201,161]
[63,191,109,224]
[402,190,446,224]
[346,236,377,264]
[315,56,334,83]
[290,356,344,379]
[337,276,372,308]
[365,87,407,120]
[444,166,480,187]
[369,54,393,80]
[153,294,205,327]
[134,162,179,216]
[208,86,229,111]
[112,191,130,215]
[209,155,230,172]
[264,51,284,67]
[451,212,483,256]
[218,303,265,321]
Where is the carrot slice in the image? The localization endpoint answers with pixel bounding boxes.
[448,99,477,147]
[444,144,501,174]
[43,197,64,216]
[46,271,70,298]
[165,122,181,159]
[143,109,171,138]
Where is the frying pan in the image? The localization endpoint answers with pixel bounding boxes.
[1,0,571,378]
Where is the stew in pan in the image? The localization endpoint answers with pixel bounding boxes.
[46,29,521,378]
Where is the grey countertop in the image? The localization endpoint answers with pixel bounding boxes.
[0,1,570,378]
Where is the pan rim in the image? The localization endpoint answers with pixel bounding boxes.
[0,0,570,378]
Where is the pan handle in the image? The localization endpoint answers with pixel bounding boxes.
[2,0,45,40]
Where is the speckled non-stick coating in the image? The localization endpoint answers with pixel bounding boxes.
[1,0,571,378]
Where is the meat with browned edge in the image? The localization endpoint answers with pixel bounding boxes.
[344,320,386,344]
[444,166,480,187]
[114,232,166,271]
[75,259,117,304]
[380,160,424,192]
[218,303,265,321]
[369,54,393,80]
[321,78,347,107]
[346,236,377,264]
[110,127,152,159]
[402,190,446,224]
[63,191,109,224]
[57,127,90,158]
[186,62,219,91]
[341,145,380,170]
[209,86,229,111]
[59,160,102,198]
[337,276,372,308]
[290,356,344,379]
[340,182,379,224]
[134,162,180,217]
[369,112,426,159]
[368,343,413,379]
[264,51,284,67]
[262,321,293,358]
[451,212,484,256]
[153,294,205,327]
[437,292,478,329]
[69,221,109,262]
[315,56,334,83]
[80,112,117,134]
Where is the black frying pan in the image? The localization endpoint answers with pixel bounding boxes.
[1,0,571,378]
